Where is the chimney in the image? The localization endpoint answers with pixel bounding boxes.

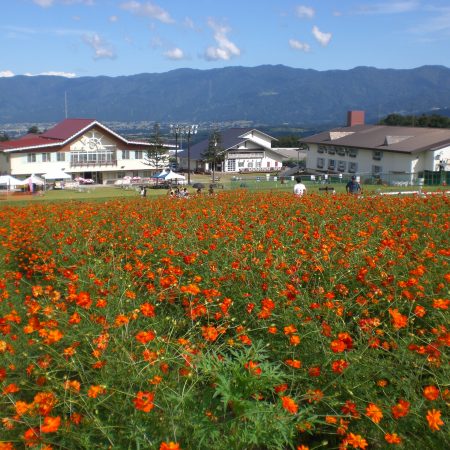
[347,110,365,127]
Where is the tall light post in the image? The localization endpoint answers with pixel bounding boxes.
[170,124,182,170]
[182,124,198,185]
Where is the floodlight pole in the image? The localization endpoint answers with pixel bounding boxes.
[170,124,182,170]
[183,124,198,185]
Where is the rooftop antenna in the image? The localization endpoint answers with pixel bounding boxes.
[64,91,68,119]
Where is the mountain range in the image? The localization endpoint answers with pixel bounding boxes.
[0,65,449,127]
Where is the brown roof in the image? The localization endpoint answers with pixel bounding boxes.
[40,118,95,140]
[300,124,450,154]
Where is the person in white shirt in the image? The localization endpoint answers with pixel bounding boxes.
[293,177,307,196]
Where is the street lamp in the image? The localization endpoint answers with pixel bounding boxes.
[182,124,198,185]
[169,124,182,170]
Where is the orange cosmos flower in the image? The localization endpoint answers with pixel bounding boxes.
[391,399,410,419]
[384,433,402,444]
[281,396,298,414]
[423,385,440,401]
[40,416,61,433]
[433,298,449,309]
[244,360,262,376]
[202,325,219,342]
[389,308,408,329]
[88,385,106,398]
[290,335,301,346]
[140,302,156,317]
[76,292,92,309]
[135,330,156,344]
[297,446,309,450]
[133,391,155,413]
[426,409,444,431]
[283,325,297,335]
[331,359,349,374]
[285,359,301,369]
[114,314,129,326]
[160,442,181,450]
[365,403,383,423]
[0,442,15,450]
[344,433,368,449]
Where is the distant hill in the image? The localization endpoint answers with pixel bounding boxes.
[0,65,449,127]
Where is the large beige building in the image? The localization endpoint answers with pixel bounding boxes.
[0,119,168,184]
[300,111,450,184]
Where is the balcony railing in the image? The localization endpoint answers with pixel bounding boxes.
[70,160,118,167]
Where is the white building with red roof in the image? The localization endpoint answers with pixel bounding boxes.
[0,118,167,184]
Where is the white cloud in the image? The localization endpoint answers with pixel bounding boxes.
[120,1,174,24]
[355,1,419,15]
[410,6,450,34]
[25,71,77,77]
[33,0,94,6]
[289,39,310,52]
[183,17,195,30]
[109,15,118,23]
[203,19,241,61]
[295,5,315,19]
[0,70,15,77]
[33,0,54,6]
[312,25,332,46]
[83,33,116,59]
[164,48,184,60]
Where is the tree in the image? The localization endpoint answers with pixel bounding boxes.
[0,132,9,142]
[28,125,40,134]
[144,123,169,182]
[201,130,223,181]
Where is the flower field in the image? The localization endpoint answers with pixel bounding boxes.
[0,191,448,449]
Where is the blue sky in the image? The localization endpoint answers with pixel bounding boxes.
[1,0,449,78]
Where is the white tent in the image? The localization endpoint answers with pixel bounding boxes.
[164,171,185,181]
[0,175,24,189]
[42,170,72,180]
[155,169,169,179]
[23,174,45,185]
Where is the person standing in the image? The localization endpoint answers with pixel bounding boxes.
[293,176,307,196]
[346,176,362,195]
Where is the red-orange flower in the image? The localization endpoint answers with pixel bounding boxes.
[343,432,368,449]
[389,308,408,329]
[281,396,298,414]
[426,409,444,431]
[423,385,440,401]
[365,403,383,423]
[391,399,410,419]
[160,442,181,450]
[202,325,219,342]
[384,433,402,444]
[40,416,61,433]
[135,330,156,344]
[133,391,155,412]
[88,385,106,398]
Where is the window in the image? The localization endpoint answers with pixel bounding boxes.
[256,161,261,169]
[27,153,36,163]
[318,145,325,154]
[122,150,130,159]
[317,157,324,169]
[336,147,346,156]
[42,153,51,162]
[238,161,244,168]
[57,152,65,162]
[328,159,336,170]
[373,150,383,161]
[135,150,143,159]
[227,159,236,171]
[337,160,346,172]
[349,162,358,173]
[327,147,335,155]
[248,161,253,168]
[372,165,382,174]
[348,148,358,158]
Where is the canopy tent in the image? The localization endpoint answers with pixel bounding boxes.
[154,169,169,179]
[23,174,45,185]
[164,171,185,181]
[42,170,72,180]
[0,175,24,189]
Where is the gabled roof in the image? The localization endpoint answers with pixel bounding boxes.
[189,128,277,160]
[1,118,152,153]
[300,124,450,154]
